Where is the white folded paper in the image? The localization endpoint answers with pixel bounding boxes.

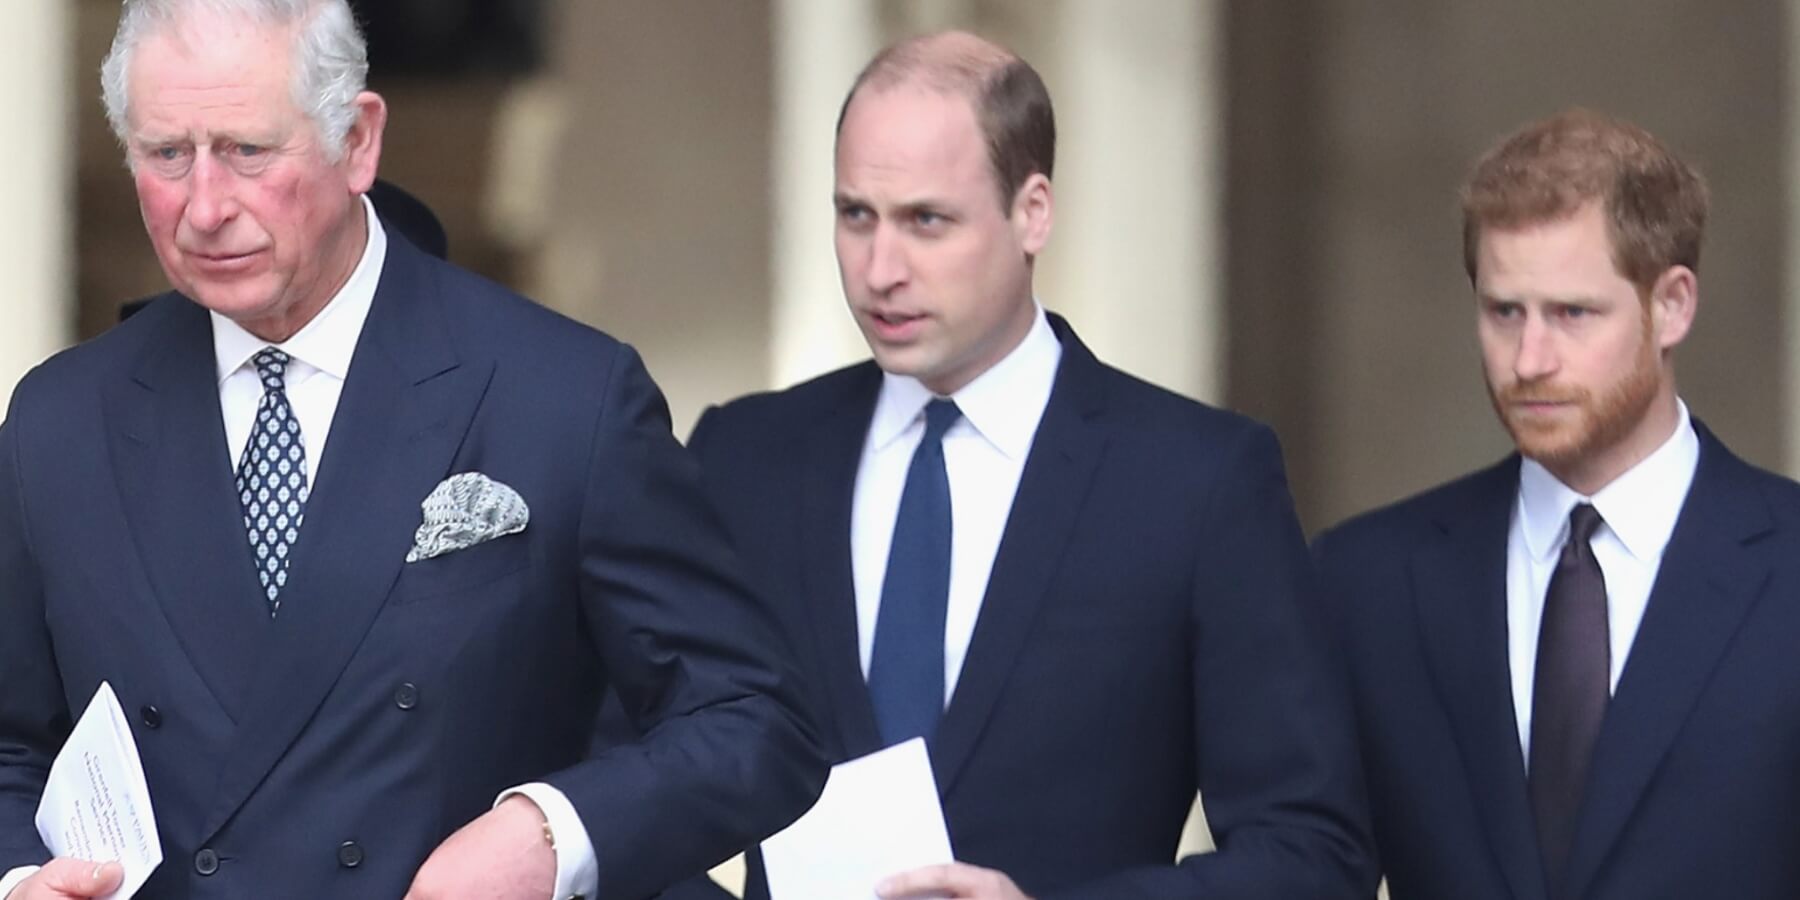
[763,738,955,900]
[34,682,163,899]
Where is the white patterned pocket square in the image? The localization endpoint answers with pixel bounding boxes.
[406,472,530,563]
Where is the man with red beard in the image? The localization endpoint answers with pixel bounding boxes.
[1315,108,1800,900]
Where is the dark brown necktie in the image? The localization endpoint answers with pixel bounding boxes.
[1528,503,1610,894]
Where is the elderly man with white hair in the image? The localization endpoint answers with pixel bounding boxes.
[0,2,824,898]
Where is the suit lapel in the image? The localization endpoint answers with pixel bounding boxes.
[1410,458,1548,900]
[931,319,1108,796]
[1562,427,1771,899]
[799,366,885,760]
[200,242,495,838]
[107,299,274,722]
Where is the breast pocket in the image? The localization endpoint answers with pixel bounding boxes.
[390,533,534,606]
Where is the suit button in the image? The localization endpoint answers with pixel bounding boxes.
[337,840,364,869]
[394,682,419,710]
[194,848,219,875]
[140,706,162,729]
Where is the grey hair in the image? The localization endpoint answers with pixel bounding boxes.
[100,0,369,162]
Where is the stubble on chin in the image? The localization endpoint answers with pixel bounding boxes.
[1486,348,1661,474]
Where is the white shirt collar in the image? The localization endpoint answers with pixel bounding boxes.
[1517,399,1699,562]
[211,194,388,384]
[867,304,1062,460]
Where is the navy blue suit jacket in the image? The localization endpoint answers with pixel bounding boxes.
[665,318,1374,899]
[0,235,825,899]
[1315,424,1800,900]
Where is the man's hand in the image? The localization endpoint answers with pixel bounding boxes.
[877,862,1033,899]
[404,795,556,900]
[9,860,122,899]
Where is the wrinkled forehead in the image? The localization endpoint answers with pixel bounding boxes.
[126,14,300,130]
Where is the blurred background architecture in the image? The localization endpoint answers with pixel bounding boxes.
[13,0,1790,534]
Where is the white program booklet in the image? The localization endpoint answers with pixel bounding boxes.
[34,682,162,899]
[763,738,955,900]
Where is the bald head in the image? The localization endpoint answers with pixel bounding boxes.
[851,30,1017,96]
[837,30,1055,211]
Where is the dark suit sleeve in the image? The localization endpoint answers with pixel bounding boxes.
[1049,425,1377,899]
[587,692,739,900]
[0,390,66,873]
[580,402,749,900]
[538,347,824,900]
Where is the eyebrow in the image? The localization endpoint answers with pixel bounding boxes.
[1478,292,1607,307]
[131,128,281,147]
[130,129,187,145]
[831,192,949,215]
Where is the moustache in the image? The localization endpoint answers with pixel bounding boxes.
[1495,383,1589,406]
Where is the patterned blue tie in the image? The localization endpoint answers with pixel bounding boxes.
[235,348,309,615]
[868,398,961,746]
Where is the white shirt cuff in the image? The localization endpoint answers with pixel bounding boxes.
[0,865,40,899]
[497,783,598,900]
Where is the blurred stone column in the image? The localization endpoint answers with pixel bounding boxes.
[1037,0,1224,404]
[2,0,74,406]
[534,1,777,435]
[768,0,882,388]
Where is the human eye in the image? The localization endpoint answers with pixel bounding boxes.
[835,199,874,228]
[1482,299,1522,321]
[908,207,951,234]
[139,142,193,175]
[221,141,276,174]
[214,141,277,176]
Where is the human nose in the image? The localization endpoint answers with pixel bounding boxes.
[182,153,239,234]
[863,225,909,295]
[1513,313,1559,381]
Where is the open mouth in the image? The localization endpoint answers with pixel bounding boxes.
[864,309,929,340]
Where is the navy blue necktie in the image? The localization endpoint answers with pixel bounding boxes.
[868,399,961,746]
[235,348,309,616]
[1529,503,1610,893]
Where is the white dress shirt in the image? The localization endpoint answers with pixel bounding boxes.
[211,196,386,482]
[1507,400,1699,756]
[1,198,595,900]
[851,306,1062,705]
